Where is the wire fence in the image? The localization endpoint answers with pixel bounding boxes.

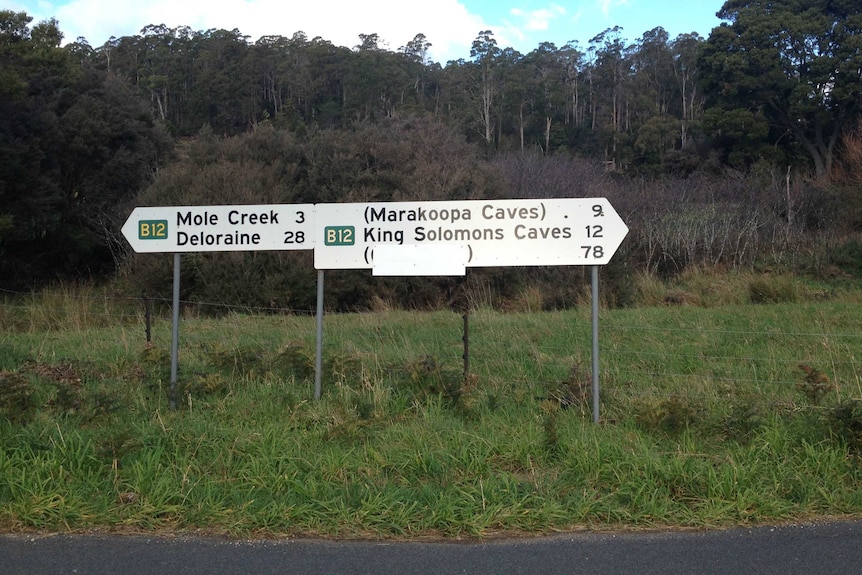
[0,287,317,316]
[3,286,861,404]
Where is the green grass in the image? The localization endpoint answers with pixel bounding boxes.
[2,289,862,538]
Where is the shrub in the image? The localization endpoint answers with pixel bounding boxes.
[720,403,767,443]
[323,351,364,386]
[271,342,315,381]
[796,364,834,406]
[635,395,701,434]
[0,371,37,424]
[181,373,231,398]
[405,355,465,405]
[748,275,799,303]
[829,236,862,277]
[547,361,592,414]
[824,399,862,454]
[207,345,263,375]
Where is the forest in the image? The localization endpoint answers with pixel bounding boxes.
[1,0,861,310]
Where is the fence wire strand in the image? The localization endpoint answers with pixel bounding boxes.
[3,288,860,402]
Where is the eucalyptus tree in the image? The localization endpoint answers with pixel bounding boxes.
[470,30,502,145]
[253,35,289,121]
[65,36,95,69]
[699,0,862,178]
[631,28,674,119]
[344,33,383,120]
[630,27,680,170]
[91,25,195,134]
[266,32,349,129]
[136,24,178,125]
[0,9,30,40]
[186,28,257,134]
[586,26,634,167]
[496,45,530,151]
[521,42,569,154]
[434,57,474,135]
[670,32,703,149]
[399,33,439,114]
[494,45,526,150]
[558,41,587,129]
[305,36,351,128]
[343,32,416,121]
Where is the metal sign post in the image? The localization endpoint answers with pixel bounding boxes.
[315,270,324,401]
[169,253,181,410]
[591,265,600,424]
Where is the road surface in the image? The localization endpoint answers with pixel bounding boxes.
[2,519,860,574]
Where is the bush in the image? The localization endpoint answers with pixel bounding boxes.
[829,236,862,277]
[0,371,37,424]
[748,275,799,304]
[271,342,315,381]
[635,395,702,435]
[825,399,862,454]
[405,355,465,406]
[120,118,507,313]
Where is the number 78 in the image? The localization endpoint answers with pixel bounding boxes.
[581,245,604,258]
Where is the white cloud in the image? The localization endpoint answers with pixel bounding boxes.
[571,7,584,27]
[599,0,631,18]
[510,4,566,32]
[26,0,488,63]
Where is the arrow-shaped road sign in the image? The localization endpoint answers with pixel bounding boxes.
[121,204,315,253]
[313,198,628,270]
[121,199,629,270]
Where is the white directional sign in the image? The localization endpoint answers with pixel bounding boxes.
[313,198,628,271]
[121,204,315,253]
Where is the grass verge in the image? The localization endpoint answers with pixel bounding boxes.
[2,292,862,538]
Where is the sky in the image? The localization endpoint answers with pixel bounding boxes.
[8,0,726,63]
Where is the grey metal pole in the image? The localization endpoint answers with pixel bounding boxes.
[169,253,181,410]
[314,270,324,400]
[591,265,600,424]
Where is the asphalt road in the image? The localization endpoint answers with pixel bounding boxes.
[2,519,861,574]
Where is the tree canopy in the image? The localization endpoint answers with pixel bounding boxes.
[0,11,171,286]
[699,0,862,177]
[2,2,862,291]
